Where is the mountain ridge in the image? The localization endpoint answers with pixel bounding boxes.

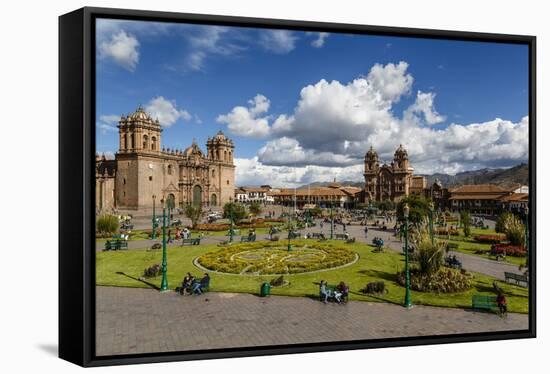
[297,163,529,189]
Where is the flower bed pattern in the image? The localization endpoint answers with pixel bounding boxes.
[196,242,356,275]
[490,244,526,257]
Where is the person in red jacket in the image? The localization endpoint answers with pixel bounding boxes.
[496,292,507,315]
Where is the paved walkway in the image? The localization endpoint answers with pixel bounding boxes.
[96,286,528,356]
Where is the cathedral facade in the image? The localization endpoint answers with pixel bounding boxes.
[96,106,235,212]
[363,144,426,202]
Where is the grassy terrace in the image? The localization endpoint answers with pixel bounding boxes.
[96,239,528,313]
[436,227,526,266]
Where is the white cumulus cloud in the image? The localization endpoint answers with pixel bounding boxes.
[216,94,272,138]
[145,96,193,128]
[308,32,330,48]
[98,30,140,71]
[260,30,298,54]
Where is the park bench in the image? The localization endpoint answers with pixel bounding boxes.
[104,239,128,251]
[504,272,528,287]
[345,237,356,244]
[241,234,256,242]
[321,284,349,304]
[472,295,498,312]
[120,223,134,230]
[307,232,324,239]
[335,233,348,240]
[288,231,300,239]
[181,238,201,246]
[170,219,182,227]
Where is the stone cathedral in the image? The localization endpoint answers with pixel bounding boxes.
[363,144,426,202]
[95,106,235,212]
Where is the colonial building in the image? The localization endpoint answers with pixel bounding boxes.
[234,186,275,205]
[363,145,427,203]
[95,106,235,212]
[271,183,362,208]
[448,184,528,215]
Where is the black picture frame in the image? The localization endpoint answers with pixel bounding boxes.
[59,6,536,367]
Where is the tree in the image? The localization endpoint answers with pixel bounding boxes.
[249,201,262,216]
[223,202,247,224]
[377,199,395,212]
[460,210,471,237]
[396,195,430,224]
[496,212,514,233]
[184,204,202,229]
[495,212,525,246]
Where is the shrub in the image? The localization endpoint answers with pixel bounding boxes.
[362,281,386,295]
[397,268,472,293]
[143,264,161,278]
[474,234,506,244]
[415,238,445,275]
[496,212,514,233]
[96,215,119,236]
[491,244,526,257]
[434,227,459,236]
[506,221,526,247]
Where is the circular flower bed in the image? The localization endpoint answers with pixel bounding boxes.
[196,242,356,275]
[396,268,472,293]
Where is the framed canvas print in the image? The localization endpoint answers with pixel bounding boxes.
[59,6,536,367]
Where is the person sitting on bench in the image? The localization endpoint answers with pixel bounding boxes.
[180,272,194,295]
[192,273,210,295]
[319,280,330,304]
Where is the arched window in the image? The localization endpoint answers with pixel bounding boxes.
[151,136,156,151]
[212,169,215,177]
[143,134,148,150]
[167,164,173,175]
[211,194,217,206]
[123,134,127,149]
[224,150,227,161]
[130,133,135,149]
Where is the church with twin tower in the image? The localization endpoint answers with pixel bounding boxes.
[95,106,236,212]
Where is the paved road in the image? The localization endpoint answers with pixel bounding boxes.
[96,286,528,356]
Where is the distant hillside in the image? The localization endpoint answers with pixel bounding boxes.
[422,163,529,188]
[298,164,529,189]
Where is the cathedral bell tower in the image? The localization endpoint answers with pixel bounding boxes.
[117,105,162,155]
[393,144,409,170]
[364,146,379,202]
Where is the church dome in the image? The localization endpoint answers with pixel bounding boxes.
[365,145,378,159]
[214,130,228,140]
[394,144,408,158]
[183,141,203,157]
[128,106,151,121]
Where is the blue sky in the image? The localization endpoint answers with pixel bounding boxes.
[96,19,529,187]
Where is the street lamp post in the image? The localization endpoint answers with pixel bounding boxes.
[152,195,157,240]
[403,203,412,308]
[287,201,292,251]
[330,197,334,240]
[428,201,434,246]
[524,206,529,268]
[229,198,234,243]
[160,197,169,292]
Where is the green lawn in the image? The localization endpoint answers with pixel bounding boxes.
[436,227,526,266]
[96,239,528,313]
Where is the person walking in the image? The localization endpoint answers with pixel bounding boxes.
[364,226,369,239]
